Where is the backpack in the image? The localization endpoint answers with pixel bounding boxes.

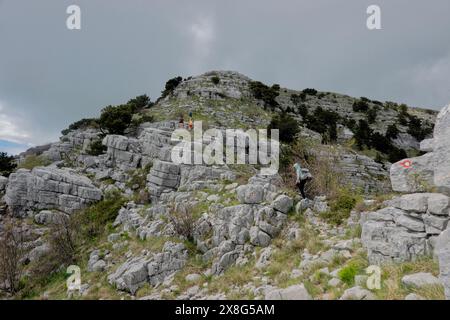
[301,168,313,180]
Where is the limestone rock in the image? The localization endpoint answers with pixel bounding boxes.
[271,195,293,214]
[433,103,450,194]
[435,229,450,299]
[103,135,142,171]
[34,210,68,225]
[147,160,180,199]
[236,184,265,204]
[108,242,187,294]
[401,272,442,288]
[340,286,376,300]
[390,152,435,193]
[5,167,102,216]
[185,274,201,282]
[255,247,273,269]
[405,293,425,300]
[427,193,450,216]
[265,284,311,300]
[420,138,434,152]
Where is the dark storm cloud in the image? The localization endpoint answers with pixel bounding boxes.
[0,0,449,153]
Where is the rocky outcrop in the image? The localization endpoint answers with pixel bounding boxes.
[193,176,292,275]
[147,160,181,199]
[361,193,449,264]
[5,167,102,216]
[42,129,101,162]
[401,272,442,288]
[108,241,187,294]
[265,284,312,300]
[436,229,450,299]
[170,71,253,101]
[390,103,450,194]
[361,103,450,299]
[103,135,143,171]
[433,104,450,194]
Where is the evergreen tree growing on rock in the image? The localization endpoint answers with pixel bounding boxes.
[0,152,16,177]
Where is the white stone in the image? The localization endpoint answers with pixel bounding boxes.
[401,273,442,288]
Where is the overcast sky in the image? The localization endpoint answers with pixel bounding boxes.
[1,0,450,154]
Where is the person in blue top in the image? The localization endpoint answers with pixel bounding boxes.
[293,162,312,199]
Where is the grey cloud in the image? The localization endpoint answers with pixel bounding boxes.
[0,0,449,150]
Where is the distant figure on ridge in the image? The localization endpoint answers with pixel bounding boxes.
[178,115,184,128]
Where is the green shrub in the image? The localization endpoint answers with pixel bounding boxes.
[0,152,16,177]
[320,188,360,225]
[303,106,340,143]
[249,81,279,109]
[127,94,151,110]
[407,115,433,141]
[352,99,369,112]
[367,107,378,124]
[338,263,360,285]
[303,88,317,96]
[385,124,399,139]
[353,119,373,149]
[99,104,134,135]
[211,76,220,85]
[18,155,51,170]
[291,93,307,105]
[161,76,183,98]
[61,118,98,135]
[86,139,107,156]
[268,113,300,144]
[75,191,127,241]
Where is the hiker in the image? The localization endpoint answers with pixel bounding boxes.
[293,162,312,199]
[179,115,184,128]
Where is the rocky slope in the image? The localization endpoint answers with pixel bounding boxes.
[0,70,447,300]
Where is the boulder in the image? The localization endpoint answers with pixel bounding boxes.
[236,184,265,204]
[328,278,342,287]
[147,160,180,198]
[390,152,435,193]
[34,210,68,225]
[405,293,425,300]
[420,138,434,152]
[401,272,442,288]
[392,193,431,213]
[361,216,428,264]
[255,247,273,269]
[340,286,376,300]
[103,135,142,171]
[427,193,450,216]
[433,103,450,194]
[249,226,271,247]
[185,273,201,282]
[91,260,106,272]
[108,242,187,294]
[435,229,450,299]
[147,242,188,286]
[5,167,102,216]
[265,284,311,300]
[271,195,293,214]
[107,256,150,294]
